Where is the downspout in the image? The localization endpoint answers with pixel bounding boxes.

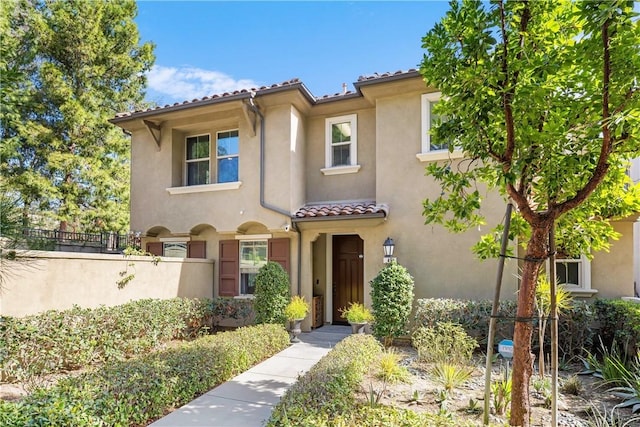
[246,95,302,295]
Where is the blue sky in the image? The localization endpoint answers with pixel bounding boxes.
[135,1,451,105]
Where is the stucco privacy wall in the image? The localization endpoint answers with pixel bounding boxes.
[0,251,214,318]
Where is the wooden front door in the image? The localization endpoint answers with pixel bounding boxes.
[332,235,364,324]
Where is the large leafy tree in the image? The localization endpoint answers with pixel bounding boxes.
[0,0,154,232]
[420,1,639,425]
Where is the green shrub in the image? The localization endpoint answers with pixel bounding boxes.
[593,299,640,360]
[267,334,382,426]
[276,406,481,427]
[0,297,245,382]
[253,261,290,325]
[370,262,414,345]
[414,298,596,359]
[209,297,254,329]
[412,322,478,365]
[0,324,289,427]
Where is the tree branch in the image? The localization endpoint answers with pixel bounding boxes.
[556,17,613,216]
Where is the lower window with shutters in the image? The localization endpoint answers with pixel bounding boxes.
[146,241,206,259]
[218,238,290,297]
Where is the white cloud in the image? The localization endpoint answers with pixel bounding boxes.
[146,65,261,103]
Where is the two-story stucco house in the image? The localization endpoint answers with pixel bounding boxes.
[110,70,639,330]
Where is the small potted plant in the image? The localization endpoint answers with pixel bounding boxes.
[340,302,374,334]
[285,295,310,342]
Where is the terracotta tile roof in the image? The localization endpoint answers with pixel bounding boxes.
[113,78,310,119]
[293,201,389,221]
[112,69,422,121]
[356,68,420,84]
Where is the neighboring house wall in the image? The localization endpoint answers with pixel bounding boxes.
[591,220,636,298]
[1,251,214,317]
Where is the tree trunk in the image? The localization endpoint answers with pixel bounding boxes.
[510,225,550,426]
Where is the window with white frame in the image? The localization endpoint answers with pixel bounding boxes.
[217,130,239,183]
[325,114,358,170]
[421,92,449,153]
[553,251,593,295]
[239,240,267,295]
[185,134,210,186]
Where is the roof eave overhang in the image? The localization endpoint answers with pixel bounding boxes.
[292,213,387,231]
[110,82,316,126]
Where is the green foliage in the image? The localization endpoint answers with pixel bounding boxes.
[253,261,290,324]
[0,297,252,382]
[370,262,414,345]
[340,301,374,324]
[593,299,640,360]
[412,322,478,365]
[209,297,254,329]
[377,348,410,384]
[492,375,512,416]
[267,334,382,426]
[421,1,640,422]
[414,298,596,360]
[284,295,310,320]
[430,362,473,393]
[1,0,155,231]
[534,275,574,377]
[0,324,289,427]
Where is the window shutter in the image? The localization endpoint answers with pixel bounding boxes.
[219,239,239,297]
[268,238,290,277]
[146,242,163,256]
[187,241,206,258]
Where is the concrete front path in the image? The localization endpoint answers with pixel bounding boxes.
[150,325,350,427]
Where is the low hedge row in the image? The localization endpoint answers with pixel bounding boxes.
[267,334,382,426]
[0,324,289,427]
[414,298,639,360]
[0,297,254,382]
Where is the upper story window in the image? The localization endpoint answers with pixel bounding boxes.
[217,129,239,183]
[239,240,268,295]
[417,92,464,163]
[322,114,360,175]
[186,134,210,186]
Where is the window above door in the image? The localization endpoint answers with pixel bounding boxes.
[322,114,361,175]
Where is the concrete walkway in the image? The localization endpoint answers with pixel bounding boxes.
[151,325,350,427]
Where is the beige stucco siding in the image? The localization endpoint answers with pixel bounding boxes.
[305,108,376,202]
[373,91,519,301]
[591,221,636,298]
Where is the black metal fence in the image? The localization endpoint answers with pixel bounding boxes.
[3,227,141,253]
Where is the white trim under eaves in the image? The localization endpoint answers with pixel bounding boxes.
[166,181,242,195]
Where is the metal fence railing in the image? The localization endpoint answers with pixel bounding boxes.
[2,227,141,253]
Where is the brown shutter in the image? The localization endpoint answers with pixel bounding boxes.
[187,241,206,258]
[219,239,239,297]
[268,238,290,277]
[146,242,163,256]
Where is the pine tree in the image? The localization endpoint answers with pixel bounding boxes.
[1,0,155,232]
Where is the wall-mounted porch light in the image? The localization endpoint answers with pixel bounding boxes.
[383,237,396,263]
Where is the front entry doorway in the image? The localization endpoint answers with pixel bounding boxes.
[332,235,364,324]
